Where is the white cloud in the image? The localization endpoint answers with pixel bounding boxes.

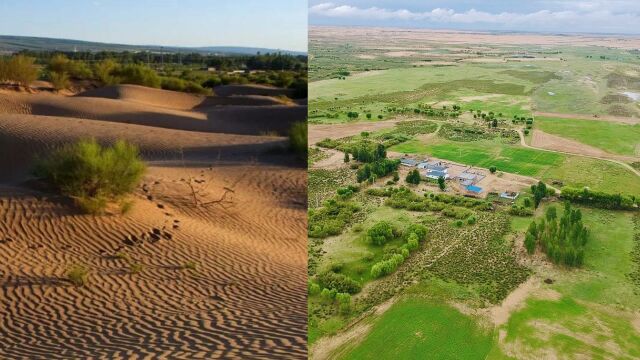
[309,2,640,33]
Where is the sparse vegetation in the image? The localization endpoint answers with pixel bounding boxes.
[66,264,89,286]
[34,139,146,214]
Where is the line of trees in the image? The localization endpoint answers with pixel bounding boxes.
[561,187,638,211]
[17,49,307,71]
[525,202,588,267]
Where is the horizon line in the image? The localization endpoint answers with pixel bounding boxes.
[0,34,308,54]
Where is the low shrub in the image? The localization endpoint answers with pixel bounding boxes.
[66,264,89,286]
[33,139,146,214]
[316,271,361,294]
[289,122,307,155]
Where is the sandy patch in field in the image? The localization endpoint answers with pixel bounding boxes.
[356,54,376,60]
[531,130,638,161]
[0,86,307,358]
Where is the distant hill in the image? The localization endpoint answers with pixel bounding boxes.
[0,35,306,56]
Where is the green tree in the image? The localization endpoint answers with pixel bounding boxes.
[366,221,395,246]
[489,166,497,174]
[344,152,350,163]
[406,169,421,185]
[438,176,446,190]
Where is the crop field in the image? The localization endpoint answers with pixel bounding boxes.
[308,26,640,359]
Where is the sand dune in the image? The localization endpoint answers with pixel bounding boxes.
[0,88,307,135]
[214,84,295,97]
[77,84,206,110]
[0,86,307,358]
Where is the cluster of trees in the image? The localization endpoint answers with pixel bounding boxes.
[525,202,589,267]
[406,169,421,185]
[316,271,361,294]
[386,105,461,119]
[356,159,400,183]
[370,223,427,278]
[0,55,38,86]
[561,187,638,211]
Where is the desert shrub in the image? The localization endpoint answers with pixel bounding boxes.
[94,59,120,85]
[467,215,477,225]
[366,221,396,245]
[184,80,211,95]
[113,64,161,88]
[0,55,38,86]
[182,261,198,271]
[289,122,307,155]
[66,264,89,286]
[161,76,186,91]
[129,262,144,274]
[49,71,70,91]
[33,139,146,214]
[316,271,361,294]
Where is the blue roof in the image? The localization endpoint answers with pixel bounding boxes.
[466,185,482,193]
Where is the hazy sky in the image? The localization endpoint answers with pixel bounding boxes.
[0,0,308,51]
[309,0,640,34]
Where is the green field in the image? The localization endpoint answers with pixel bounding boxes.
[342,298,495,360]
[536,116,640,156]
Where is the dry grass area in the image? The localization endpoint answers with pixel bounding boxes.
[0,84,307,358]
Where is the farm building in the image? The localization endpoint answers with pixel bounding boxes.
[418,161,448,172]
[400,158,420,167]
[500,192,519,200]
[425,169,449,180]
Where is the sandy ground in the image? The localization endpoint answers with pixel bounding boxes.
[0,85,307,136]
[0,85,307,358]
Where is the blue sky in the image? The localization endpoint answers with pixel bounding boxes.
[0,0,307,51]
[309,0,640,34]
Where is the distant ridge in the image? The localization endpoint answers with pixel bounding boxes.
[0,35,306,56]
